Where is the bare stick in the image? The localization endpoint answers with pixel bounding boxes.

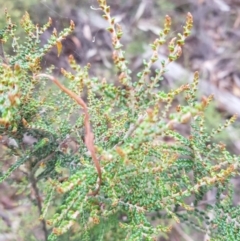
[36,74,102,195]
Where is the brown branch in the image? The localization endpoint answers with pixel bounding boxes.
[36,74,102,195]
[29,171,48,241]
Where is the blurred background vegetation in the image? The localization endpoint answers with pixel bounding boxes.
[1,0,240,240]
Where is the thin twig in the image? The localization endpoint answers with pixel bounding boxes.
[36,74,102,195]
[174,224,195,241]
[29,171,48,241]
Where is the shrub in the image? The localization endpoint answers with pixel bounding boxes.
[0,1,240,240]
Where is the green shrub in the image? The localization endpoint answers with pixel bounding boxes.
[0,1,240,240]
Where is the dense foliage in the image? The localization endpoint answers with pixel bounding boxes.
[0,1,240,240]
